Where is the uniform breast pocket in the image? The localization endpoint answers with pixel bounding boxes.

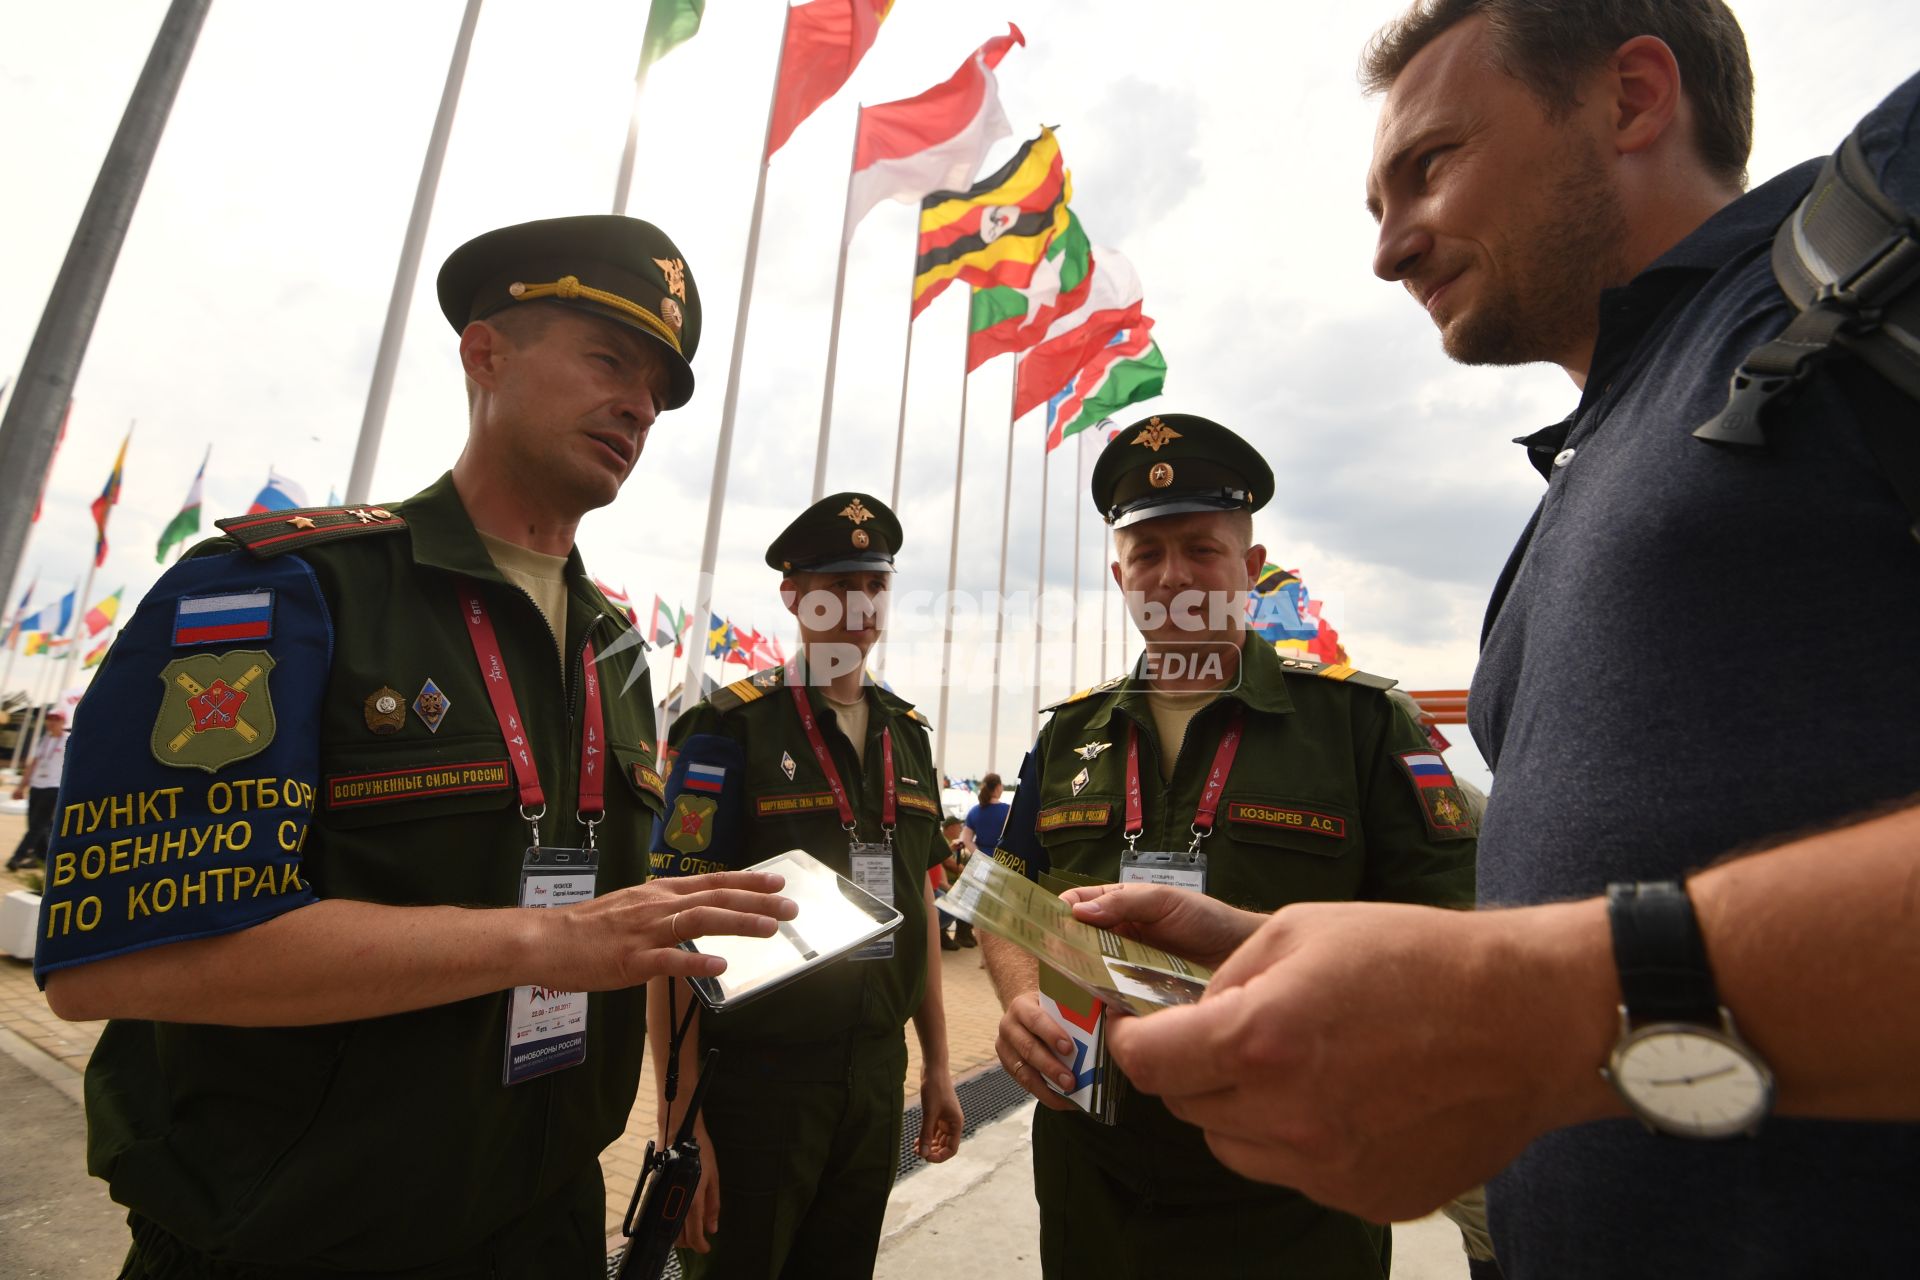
[1033,794,1120,879]
[1222,795,1357,859]
[317,734,515,831]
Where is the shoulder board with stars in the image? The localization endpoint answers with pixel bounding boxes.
[215,505,408,559]
[1274,654,1399,692]
[1041,673,1126,714]
[709,664,787,713]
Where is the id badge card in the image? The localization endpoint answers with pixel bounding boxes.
[847,842,895,960]
[503,846,599,1085]
[1119,849,1206,893]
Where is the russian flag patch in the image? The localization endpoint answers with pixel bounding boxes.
[173,590,275,647]
[684,761,725,794]
[1394,750,1475,840]
[1399,751,1454,787]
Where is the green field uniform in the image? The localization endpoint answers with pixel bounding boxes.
[654,658,944,1279]
[47,475,664,1276]
[993,411,1479,1278]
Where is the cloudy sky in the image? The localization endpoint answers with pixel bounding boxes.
[3,1,1914,786]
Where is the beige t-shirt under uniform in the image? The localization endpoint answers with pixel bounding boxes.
[479,531,569,662]
[825,693,871,768]
[1144,689,1216,782]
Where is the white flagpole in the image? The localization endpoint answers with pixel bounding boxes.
[611,36,654,215]
[680,4,792,718]
[932,343,972,788]
[1029,425,1052,742]
[985,369,1016,772]
[1070,430,1084,689]
[1100,507,1111,677]
[0,572,32,704]
[886,319,917,514]
[345,0,484,504]
[812,112,866,503]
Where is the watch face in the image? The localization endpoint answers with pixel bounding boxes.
[1611,1026,1773,1138]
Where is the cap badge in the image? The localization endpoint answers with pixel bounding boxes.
[1133,417,1182,452]
[660,296,684,331]
[653,257,688,302]
[851,528,871,549]
[1149,462,1175,488]
[839,499,876,525]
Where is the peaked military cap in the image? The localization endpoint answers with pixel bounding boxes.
[766,492,902,574]
[1089,412,1274,529]
[436,214,701,409]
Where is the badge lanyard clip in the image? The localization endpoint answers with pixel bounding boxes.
[788,675,895,854]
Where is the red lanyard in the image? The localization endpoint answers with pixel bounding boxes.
[1123,702,1246,841]
[457,582,606,831]
[788,671,895,837]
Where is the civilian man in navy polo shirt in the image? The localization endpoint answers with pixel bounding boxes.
[1052,4,1920,1277]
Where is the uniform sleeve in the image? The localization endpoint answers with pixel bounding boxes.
[648,704,748,877]
[992,747,1049,882]
[1358,696,1477,908]
[34,551,328,986]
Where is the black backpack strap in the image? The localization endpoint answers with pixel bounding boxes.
[1696,128,1920,535]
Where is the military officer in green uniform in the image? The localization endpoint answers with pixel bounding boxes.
[35,215,798,1278]
[649,492,965,1278]
[983,413,1478,1279]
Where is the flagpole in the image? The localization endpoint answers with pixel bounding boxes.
[932,342,972,789]
[1070,432,1084,689]
[344,0,484,505]
[0,573,32,703]
[985,367,1017,772]
[811,111,866,503]
[874,274,918,682]
[1029,416,1052,743]
[0,0,209,624]
[681,3,792,718]
[1100,518,1112,676]
[611,48,653,216]
[10,656,60,776]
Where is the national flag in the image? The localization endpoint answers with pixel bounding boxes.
[843,25,1023,241]
[649,596,684,654]
[729,626,764,668]
[3,578,36,651]
[1248,566,1318,646]
[83,588,123,638]
[1045,324,1167,450]
[706,613,738,660]
[172,590,275,646]
[766,0,896,160]
[684,761,726,794]
[21,633,48,657]
[89,425,132,567]
[246,468,307,514]
[1012,246,1145,420]
[914,128,1072,318]
[21,590,78,642]
[594,577,639,624]
[640,0,704,70]
[33,402,70,524]
[968,207,1093,371]
[1400,751,1456,788]
[156,445,211,562]
[83,634,112,670]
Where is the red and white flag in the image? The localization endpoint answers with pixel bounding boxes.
[843,25,1024,243]
[766,0,896,160]
[1014,248,1144,420]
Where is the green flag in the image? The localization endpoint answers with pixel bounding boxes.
[642,0,704,69]
[156,446,210,562]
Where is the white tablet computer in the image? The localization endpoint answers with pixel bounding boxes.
[678,847,903,1012]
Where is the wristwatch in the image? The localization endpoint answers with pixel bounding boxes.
[1601,881,1774,1138]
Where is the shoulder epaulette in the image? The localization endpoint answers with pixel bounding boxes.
[709,664,785,713]
[904,706,931,728]
[1275,654,1399,692]
[215,505,408,559]
[1041,673,1126,714]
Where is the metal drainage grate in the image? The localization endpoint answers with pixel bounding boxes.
[609,1066,1027,1276]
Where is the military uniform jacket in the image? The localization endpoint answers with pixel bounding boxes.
[1000,636,1476,1196]
[652,663,943,1057]
[35,473,666,1270]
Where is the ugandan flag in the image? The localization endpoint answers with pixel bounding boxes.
[912,127,1070,318]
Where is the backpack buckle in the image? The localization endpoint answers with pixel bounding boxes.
[1693,364,1802,448]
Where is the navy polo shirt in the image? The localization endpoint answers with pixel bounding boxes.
[1471,74,1920,1278]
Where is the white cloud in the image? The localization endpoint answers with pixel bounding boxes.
[2,0,1913,787]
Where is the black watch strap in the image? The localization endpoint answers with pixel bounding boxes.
[1606,881,1721,1025]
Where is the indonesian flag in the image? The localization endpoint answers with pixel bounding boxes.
[1013,248,1145,421]
[766,0,896,160]
[842,25,1023,243]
